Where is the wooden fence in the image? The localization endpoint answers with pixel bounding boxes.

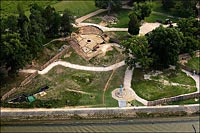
[1,46,70,101]
[147,92,200,106]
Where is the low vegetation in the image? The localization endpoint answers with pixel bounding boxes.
[185,57,200,73]
[131,69,197,101]
[3,65,126,108]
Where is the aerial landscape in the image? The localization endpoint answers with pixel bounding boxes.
[0,0,199,132]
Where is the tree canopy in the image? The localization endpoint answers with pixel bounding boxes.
[128,2,151,35]
[0,3,74,76]
[121,36,153,69]
[147,26,184,69]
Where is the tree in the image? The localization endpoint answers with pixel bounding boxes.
[177,18,200,54]
[133,2,151,20]
[128,12,140,35]
[2,15,19,33]
[42,5,61,37]
[0,33,31,76]
[17,4,29,40]
[147,26,184,69]
[162,0,175,10]
[172,0,197,18]
[61,10,74,36]
[121,36,153,69]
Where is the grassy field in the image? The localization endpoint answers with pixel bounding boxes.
[84,9,130,28]
[6,65,126,107]
[144,12,178,23]
[185,57,200,73]
[151,69,196,86]
[110,10,130,28]
[1,1,58,18]
[106,31,130,42]
[104,66,126,107]
[33,41,68,69]
[1,0,97,18]
[131,69,197,101]
[52,1,98,17]
[0,73,30,98]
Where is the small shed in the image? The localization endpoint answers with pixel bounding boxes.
[118,100,127,108]
[27,96,36,103]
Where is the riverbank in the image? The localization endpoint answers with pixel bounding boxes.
[1,104,199,121]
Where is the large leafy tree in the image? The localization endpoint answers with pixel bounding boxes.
[133,2,151,20]
[162,0,175,10]
[121,36,153,69]
[128,12,140,35]
[147,26,184,69]
[0,33,31,76]
[42,5,62,37]
[2,16,19,34]
[177,18,200,54]
[61,10,74,36]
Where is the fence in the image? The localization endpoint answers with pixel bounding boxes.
[1,45,70,101]
[39,45,69,70]
[147,92,200,106]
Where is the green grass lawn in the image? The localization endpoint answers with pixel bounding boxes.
[52,1,98,18]
[132,69,197,101]
[185,57,200,73]
[1,1,58,18]
[152,69,196,86]
[8,66,111,106]
[130,100,144,106]
[1,0,97,18]
[144,13,178,23]
[110,10,130,28]
[104,66,126,107]
[5,65,126,108]
[84,9,130,28]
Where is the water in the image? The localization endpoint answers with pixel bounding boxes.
[1,116,199,132]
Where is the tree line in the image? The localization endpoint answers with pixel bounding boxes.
[0,4,74,77]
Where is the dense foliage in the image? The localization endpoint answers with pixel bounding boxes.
[0,4,74,76]
[121,36,153,69]
[122,26,188,70]
[162,0,198,18]
[128,2,151,35]
[147,26,184,69]
[177,18,200,55]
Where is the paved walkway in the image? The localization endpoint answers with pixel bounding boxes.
[75,9,108,23]
[75,22,128,32]
[38,60,125,75]
[182,69,200,92]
